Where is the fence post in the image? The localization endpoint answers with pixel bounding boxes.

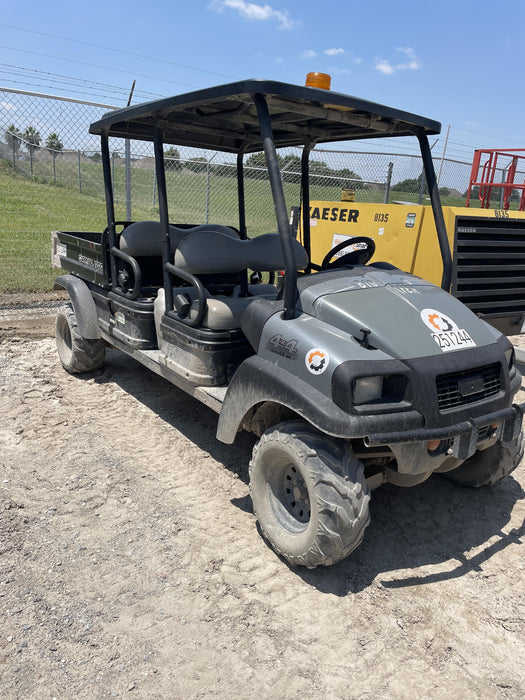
[205,153,217,223]
[383,162,393,203]
[77,150,82,193]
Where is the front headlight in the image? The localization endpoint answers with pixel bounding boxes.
[353,375,383,405]
[332,362,411,414]
[350,373,410,411]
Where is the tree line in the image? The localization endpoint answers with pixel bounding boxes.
[5,124,64,176]
[5,124,63,155]
[163,147,363,185]
[392,174,451,197]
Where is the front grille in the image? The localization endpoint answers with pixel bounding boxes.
[436,363,501,411]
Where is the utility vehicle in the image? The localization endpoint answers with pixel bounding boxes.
[52,77,524,568]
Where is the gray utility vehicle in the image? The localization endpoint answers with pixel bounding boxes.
[52,79,524,568]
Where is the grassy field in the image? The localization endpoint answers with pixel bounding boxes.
[1,161,110,291]
[0,156,499,293]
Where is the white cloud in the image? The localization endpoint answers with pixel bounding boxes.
[209,0,296,30]
[375,59,395,76]
[375,47,421,75]
[1,101,17,111]
[324,48,345,56]
[301,49,317,59]
[396,47,421,70]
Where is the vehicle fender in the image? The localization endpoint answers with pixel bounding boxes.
[53,274,101,340]
[217,355,363,444]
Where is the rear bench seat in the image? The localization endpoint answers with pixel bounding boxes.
[154,229,308,331]
[119,220,240,257]
[117,220,241,291]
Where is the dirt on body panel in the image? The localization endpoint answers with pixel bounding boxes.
[1,309,525,698]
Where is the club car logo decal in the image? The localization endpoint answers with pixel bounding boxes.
[305,348,330,374]
[420,308,476,352]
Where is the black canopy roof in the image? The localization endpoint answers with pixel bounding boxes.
[89,79,441,153]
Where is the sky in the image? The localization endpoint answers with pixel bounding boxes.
[1,0,525,162]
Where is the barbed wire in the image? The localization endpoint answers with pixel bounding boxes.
[0,44,203,94]
[0,65,160,101]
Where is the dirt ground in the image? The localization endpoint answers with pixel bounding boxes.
[2,304,525,699]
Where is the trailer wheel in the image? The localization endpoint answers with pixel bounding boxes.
[55,303,106,374]
[249,421,370,568]
[444,430,523,487]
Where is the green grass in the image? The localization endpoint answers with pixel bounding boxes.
[0,161,109,291]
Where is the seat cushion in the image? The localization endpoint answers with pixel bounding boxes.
[174,231,308,274]
[120,221,239,257]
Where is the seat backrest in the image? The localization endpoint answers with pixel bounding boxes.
[174,231,308,275]
[119,221,239,257]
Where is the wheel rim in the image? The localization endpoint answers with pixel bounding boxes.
[62,319,72,351]
[56,314,73,362]
[266,456,311,534]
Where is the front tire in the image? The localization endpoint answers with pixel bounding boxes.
[55,303,106,374]
[443,430,523,487]
[249,421,370,568]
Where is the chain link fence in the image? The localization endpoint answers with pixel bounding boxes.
[0,87,513,293]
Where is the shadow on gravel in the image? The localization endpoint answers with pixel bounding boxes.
[86,349,525,597]
[89,349,256,481]
[297,474,525,595]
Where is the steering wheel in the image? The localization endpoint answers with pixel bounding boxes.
[321,236,376,270]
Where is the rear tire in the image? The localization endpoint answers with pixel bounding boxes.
[443,430,523,487]
[249,420,370,568]
[55,303,106,374]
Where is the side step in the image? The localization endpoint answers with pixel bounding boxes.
[103,337,228,414]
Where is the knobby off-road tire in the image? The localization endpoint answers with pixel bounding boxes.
[55,303,106,374]
[444,429,524,487]
[249,420,371,568]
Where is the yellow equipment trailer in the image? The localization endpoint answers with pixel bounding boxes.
[297,201,525,336]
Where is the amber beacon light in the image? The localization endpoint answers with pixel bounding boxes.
[305,72,331,90]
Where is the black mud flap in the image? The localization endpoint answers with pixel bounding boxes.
[54,275,101,340]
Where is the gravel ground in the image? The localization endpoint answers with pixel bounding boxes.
[1,301,525,699]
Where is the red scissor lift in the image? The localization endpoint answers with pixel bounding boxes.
[465,148,525,210]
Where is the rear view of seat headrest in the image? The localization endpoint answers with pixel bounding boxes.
[119,221,239,257]
[174,231,308,274]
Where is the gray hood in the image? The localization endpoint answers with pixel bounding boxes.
[299,269,501,360]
